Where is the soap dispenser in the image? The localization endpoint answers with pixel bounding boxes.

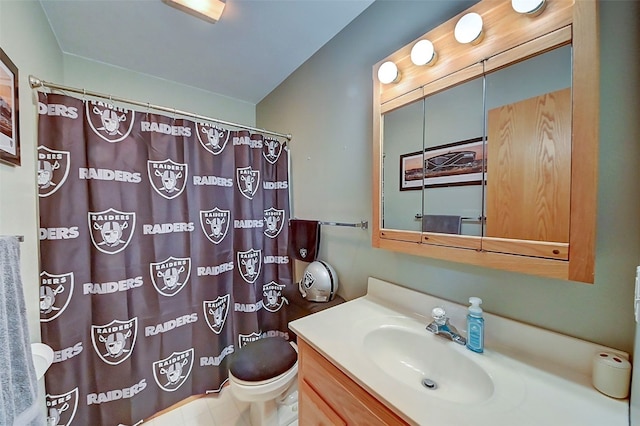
[466,297,484,353]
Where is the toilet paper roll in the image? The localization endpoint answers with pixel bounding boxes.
[592,352,631,399]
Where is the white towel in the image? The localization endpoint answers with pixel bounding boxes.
[0,237,45,426]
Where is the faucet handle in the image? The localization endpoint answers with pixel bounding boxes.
[431,307,447,325]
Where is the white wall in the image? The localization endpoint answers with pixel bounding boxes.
[62,55,255,125]
[0,0,64,343]
[257,0,640,353]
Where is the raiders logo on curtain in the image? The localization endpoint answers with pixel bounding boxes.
[238,331,262,348]
[85,100,135,143]
[150,256,191,297]
[196,123,230,155]
[45,388,79,426]
[236,166,260,200]
[263,207,285,239]
[91,318,138,366]
[147,159,188,199]
[262,281,288,313]
[88,208,136,254]
[263,138,283,164]
[237,248,262,284]
[39,271,74,322]
[203,295,230,335]
[37,146,70,197]
[153,348,195,392]
[199,207,230,244]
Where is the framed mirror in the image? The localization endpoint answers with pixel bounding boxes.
[372,0,598,283]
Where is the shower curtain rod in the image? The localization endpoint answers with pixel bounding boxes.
[28,75,293,140]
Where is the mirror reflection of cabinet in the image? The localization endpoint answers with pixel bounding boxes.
[484,46,572,259]
[373,0,599,283]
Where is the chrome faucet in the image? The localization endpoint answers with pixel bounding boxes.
[426,307,466,345]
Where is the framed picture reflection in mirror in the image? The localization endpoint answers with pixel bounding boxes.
[400,137,484,190]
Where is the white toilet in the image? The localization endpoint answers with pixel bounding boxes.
[228,337,299,426]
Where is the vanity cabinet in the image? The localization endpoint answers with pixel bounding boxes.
[297,339,408,426]
[373,0,599,283]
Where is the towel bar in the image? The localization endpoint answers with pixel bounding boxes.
[291,219,368,230]
[414,214,484,223]
[319,220,368,230]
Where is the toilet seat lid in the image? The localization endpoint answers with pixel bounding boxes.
[229,337,297,382]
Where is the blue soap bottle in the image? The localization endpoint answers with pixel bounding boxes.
[466,297,484,353]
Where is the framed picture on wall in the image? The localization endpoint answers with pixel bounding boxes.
[400,137,485,191]
[0,48,20,166]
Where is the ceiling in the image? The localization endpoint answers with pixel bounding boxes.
[39,0,375,105]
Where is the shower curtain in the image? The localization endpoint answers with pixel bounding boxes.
[37,92,292,425]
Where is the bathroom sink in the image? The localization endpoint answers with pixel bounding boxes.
[291,278,629,425]
[363,325,494,404]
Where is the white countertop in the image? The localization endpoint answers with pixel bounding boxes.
[289,277,629,426]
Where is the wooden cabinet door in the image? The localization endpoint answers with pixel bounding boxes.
[298,339,408,426]
[299,379,347,426]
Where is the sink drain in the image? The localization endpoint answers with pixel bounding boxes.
[422,378,437,390]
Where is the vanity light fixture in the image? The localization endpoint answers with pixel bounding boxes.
[163,0,226,24]
[454,12,484,45]
[377,61,400,84]
[511,0,547,16]
[410,40,437,67]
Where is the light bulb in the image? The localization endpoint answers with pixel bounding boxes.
[512,0,546,16]
[454,12,484,45]
[411,40,437,66]
[377,61,400,84]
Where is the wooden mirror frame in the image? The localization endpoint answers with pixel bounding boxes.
[372,0,598,283]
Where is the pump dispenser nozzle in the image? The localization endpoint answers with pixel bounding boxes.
[468,297,483,317]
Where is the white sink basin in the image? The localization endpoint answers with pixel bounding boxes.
[363,325,494,404]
